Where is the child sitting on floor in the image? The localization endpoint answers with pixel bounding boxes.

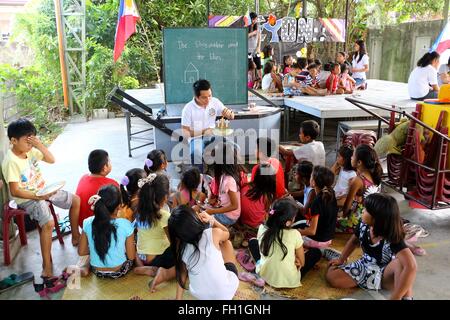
[301,63,327,96]
[118,168,147,222]
[170,166,206,208]
[76,150,119,229]
[168,205,240,300]
[317,62,331,89]
[248,59,261,89]
[144,149,168,175]
[290,161,315,216]
[282,55,293,74]
[248,198,322,288]
[2,118,81,278]
[326,193,417,300]
[279,120,326,167]
[331,145,356,208]
[203,141,246,226]
[261,60,283,93]
[338,63,356,94]
[134,174,175,290]
[299,166,338,249]
[77,184,135,279]
[282,61,303,97]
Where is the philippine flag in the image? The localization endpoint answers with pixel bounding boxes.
[113,0,141,62]
[431,22,450,65]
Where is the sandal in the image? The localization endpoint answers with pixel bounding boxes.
[236,249,255,272]
[238,272,265,288]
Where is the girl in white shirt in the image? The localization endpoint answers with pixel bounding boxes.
[331,145,357,207]
[168,205,239,300]
[408,51,440,100]
[351,40,369,89]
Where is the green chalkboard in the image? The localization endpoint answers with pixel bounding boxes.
[163,28,248,105]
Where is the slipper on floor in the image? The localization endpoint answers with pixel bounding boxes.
[0,272,34,294]
[236,249,255,272]
[238,272,265,287]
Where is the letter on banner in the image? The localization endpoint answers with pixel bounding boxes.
[280,17,297,42]
[263,19,283,42]
[297,18,313,43]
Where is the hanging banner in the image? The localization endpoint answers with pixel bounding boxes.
[208,15,346,43]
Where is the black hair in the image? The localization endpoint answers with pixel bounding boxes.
[7,118,37,140]
[209,141,246,190]
[323,63,331,72]
[137,174,170,227]
[338,145,354,171]
[263,60,274,75]
[283,55,292,70]
[88,149,109,175]
[181,167,201,204]
[300,120,320,140]
[262,44,273,58]
[91,184,121,263]
[292,60,303,70]
[353,39,367,63]
[314,59,322,67]
[417,51,440,68]
[296,160,313,184]
[256,137,276,158]
[354,144,383,186]
[307,58,314,65]
[307,63,317,71]
[248,59,256,70]
[340,63,349,73]
[337,51,347,60]
[246,163,276,203]
[250,12,257,20]
[168,205,208,289]
[311,166,335,206]
[260,198,298,260]
[144,149,167,174]
[193,79,211,97]
[121,168,147,208]
[330,62,340,72]
[297,57,308,70]
[364,193,404,243]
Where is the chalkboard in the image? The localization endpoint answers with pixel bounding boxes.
[163,28,248,105]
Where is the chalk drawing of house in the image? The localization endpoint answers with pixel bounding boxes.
[184,63,199,83]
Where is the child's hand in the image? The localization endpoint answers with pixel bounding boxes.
[198,211,213,224]
[27,136,44,148]
[328,258,346,267]
[37,190,57,201]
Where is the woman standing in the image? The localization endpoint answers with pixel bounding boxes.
[351,40,369,89]
[408,51,440,100]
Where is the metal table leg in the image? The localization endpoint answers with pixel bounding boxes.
[320,118,325,141]
[126,111,132,157]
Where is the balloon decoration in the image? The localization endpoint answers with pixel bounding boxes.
[262,14,283,43]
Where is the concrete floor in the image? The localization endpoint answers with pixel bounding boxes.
[1,113,450,300]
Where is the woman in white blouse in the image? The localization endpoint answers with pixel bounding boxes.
[351,40,369,90]
[407,51,440,101]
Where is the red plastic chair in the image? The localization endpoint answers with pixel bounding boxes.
[2,200,65,266]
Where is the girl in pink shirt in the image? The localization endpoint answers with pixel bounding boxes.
[205,142,247,226]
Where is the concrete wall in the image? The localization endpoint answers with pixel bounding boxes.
[367,20,443,83]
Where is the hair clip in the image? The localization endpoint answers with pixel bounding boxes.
[137,173,157,188]
[145,159,153,168]
[269,209,275,215]
[88,195,101,211]
[120,176,129,186]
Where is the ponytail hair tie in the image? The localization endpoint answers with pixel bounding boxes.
[269,209,275,215]
[120,176,129,186]
[145,159,153,169]
[138,173,157,188]
[88,195,102,211]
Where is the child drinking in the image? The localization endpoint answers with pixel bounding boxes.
[338,144,382,233]
[326,193,417,300]
[300,166,338,249]
[170,166,206,208]
[144,149,168,175]
[118,168,147,222]
[331,145,357,207]
[168,205,239,300]
[204,141,246,226]
[240,163,276,229]
[134,174,175,289]
[249,198,322,288]
[77,184,135,279]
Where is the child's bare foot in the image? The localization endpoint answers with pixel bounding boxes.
[148,268,172,293]
[134,266,158,277]
[130,295,143,300]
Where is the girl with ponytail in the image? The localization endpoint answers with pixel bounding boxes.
[133,174,176,292]
[338,144,382,233]
[118,168,147,221]
[248,198,321,288]
[299,166,338,249]
[144,149,168,175]
[77,184,135,279]
[408,51,440,100]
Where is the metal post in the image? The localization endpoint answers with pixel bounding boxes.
[206,0,210,26]
[344,0,349,52]
[302,0,307,18]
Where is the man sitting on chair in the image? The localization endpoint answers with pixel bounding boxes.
[181,79,234,171]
